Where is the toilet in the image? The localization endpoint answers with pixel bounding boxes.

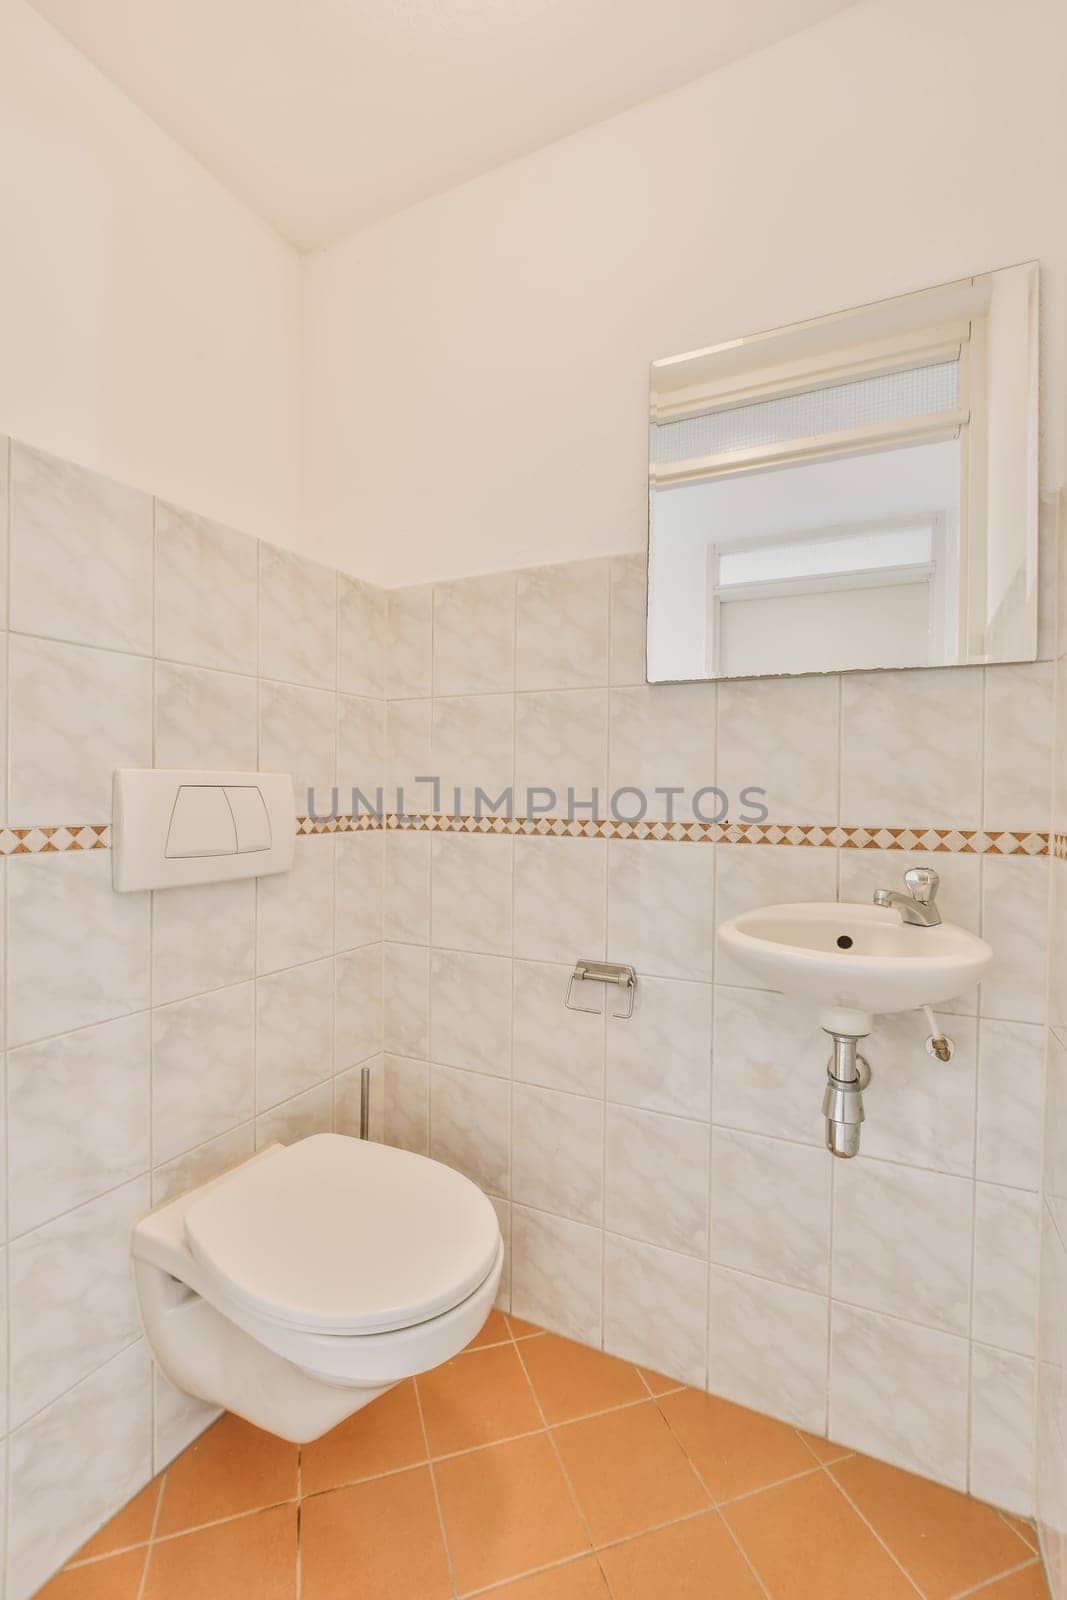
[132,1133,504,1442]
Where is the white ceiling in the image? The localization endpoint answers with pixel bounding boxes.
[25,0,857,250]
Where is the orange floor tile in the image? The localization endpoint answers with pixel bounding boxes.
[39,1317,1050,1600]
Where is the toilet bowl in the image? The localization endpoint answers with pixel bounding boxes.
[132,1133,504,1442]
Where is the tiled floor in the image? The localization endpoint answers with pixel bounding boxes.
[38,1314,1048,1600]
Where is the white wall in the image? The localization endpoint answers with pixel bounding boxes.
[302,0,1067,587]
[0,0,302,547]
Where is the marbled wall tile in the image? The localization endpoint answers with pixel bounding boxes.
[8,853,150,1048]
[154,1369,220,1474]
[515,690,608,819]
[384,941,430,1059]
[977,1018,1045,1189]
[829,1302,969,1489]
[431,949,512,1077]
[334,943,384,1069]
[152,879,254,1006]
[858,1010,977,1176]
[512,1084,603,1226]
[606,974,711,1120]
[378,1055,430,1155]
[433,572,515,695]
[514,836,607,963]
[155,502,258,675]
[710,1129,830,1292]
[604,1233,708,1387]
[431,833,513,955]
[8,1342,152,1600]
[973,1182,1040,1356]
[430,1064,509,1196]
[9,1178,148,1425]
[338,573,385,699]
[256,834,334,974]
[511,1205,602,1346]
[339,694,387,806]
[516,559,610,690]
[712,984,828,1147]
[256,1080,333,1147]
[832,1157,973,1334]
[607,838,715,982]
[151,1122,255,1206]
[259,679,337,816]
[387,585,433,700]
[152,982,254,1163]
[492,1196,512,1312]
[335,829,384,951]
[708,1266,828,1432]
[432,693,514,816]
[10,635,151,825]
[609,554,649,688]
[7,1014,150,1236]
[386,697,433,806]
[841,667,984,829]
[980,856,1050,1024]
[154,661,258,770]
[512,959,604,1096]
[715,844,837,989]
[255,957,334,1110]
[983,661,1053,834]
[608,683,716,823]
[10,442,152,653]
[259,542,336,689]
[604,1104,709,1256]
[717,674,839,826]
[384,830,431,943]
[970,1344,1035,1516]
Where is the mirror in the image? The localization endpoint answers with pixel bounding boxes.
[647,263,1039,682]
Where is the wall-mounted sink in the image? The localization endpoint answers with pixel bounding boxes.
[717,900,993,1035]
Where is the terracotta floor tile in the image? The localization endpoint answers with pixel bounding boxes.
[435,1431,589,1594]
[300,1465,451,1600]
[796,1429,854,1465]
[521,1334,647,1424]
[831,1453,1036,1599]
[658,1389,817,1501]
[636,1366,684,1396]
[1001,1514,1041,1555]
[723,1471,919,1600]
[468,1308,514,1349]
[155,1413,298,1536]
[553,1400,709,1546]
[507,1316,545,1339]
[36,1550,147,1599]
[144,1505,296,1600]
[68,1479,162,1562]
[488,1556,611,1599]
[418,1341,543,1455]
[301,1381,426,1495]
[970,1563,1050,1598]
[599,1511,765,1600]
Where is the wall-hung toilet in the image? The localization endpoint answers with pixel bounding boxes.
[132,1133,504,1442]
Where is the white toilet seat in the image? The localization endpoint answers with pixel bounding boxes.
[131,1134,504,1440]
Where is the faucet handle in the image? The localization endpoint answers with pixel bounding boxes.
[903,867,939,905]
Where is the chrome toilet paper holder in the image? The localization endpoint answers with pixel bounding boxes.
[565,960,638,1019]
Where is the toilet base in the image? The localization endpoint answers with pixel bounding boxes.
[136,1262,392,1443]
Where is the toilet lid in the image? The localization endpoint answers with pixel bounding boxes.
[182,1134,502,1336]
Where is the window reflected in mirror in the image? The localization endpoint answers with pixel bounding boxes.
[647,264,1038,682]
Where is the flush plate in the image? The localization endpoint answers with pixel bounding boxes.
[112,769,295,892]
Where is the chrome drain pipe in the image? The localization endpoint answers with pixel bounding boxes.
[822,1031,872,1159]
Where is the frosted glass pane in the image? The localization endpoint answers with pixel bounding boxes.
[650,359,959,465]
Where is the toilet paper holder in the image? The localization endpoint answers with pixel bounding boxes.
[565,960,638,1019]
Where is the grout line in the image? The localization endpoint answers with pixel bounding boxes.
[413,1376,460,1600]
[819,1463,925,1596]
[948,1555,1044,1599]
[134,1469,166,1600]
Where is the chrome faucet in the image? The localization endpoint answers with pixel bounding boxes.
[873,867,942,927]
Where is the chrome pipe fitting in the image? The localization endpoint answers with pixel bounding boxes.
[822,1030,871,1159]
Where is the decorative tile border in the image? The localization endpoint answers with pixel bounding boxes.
[2,816,1051,857]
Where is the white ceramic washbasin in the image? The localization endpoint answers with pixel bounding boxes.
[717,901,993,1034]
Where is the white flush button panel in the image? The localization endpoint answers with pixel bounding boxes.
[113,770,295,892]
